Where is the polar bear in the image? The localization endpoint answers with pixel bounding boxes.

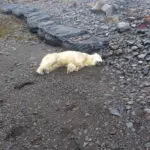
[36,51,102,74]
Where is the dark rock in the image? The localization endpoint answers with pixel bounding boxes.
[5,126,27,140]
[63,36,109,54]
[145,53,150,61]
[142,67,149,76]
[38,24,88,47]
[27,14,53,33]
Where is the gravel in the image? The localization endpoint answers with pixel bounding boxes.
[0,0,150,149]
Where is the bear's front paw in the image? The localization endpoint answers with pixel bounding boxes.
[36,67,44,75]
[67,63,77,74]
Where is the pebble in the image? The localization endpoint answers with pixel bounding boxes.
[114,49,123,55]
[117,22,130,32]
[131,46,138,51]
[145,54,150,61]
[126,40,135,46]
[142,67,149,75]
[142,39,150,45]
[144,108,150,114]
[138,53,147,59]
[144,142,150,148]
[127,101,134,105]
[109,42,119,50]
[125,105,132,110]
[83,142,88,147]
[108,108,121,117]
[126,122,133,128]
[101,4,113,16]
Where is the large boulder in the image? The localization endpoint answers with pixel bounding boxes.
[37,25,88,46]
[62,36,109,53]
[26,14,53,33]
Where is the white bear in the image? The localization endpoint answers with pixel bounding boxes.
[36,51,102,74]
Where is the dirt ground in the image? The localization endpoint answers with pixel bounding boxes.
[0,14,150,150]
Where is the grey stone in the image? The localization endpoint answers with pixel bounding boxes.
[109,42,119,50]
[117,22,130,32]
[144,108,150,114]
[127,101,134,105]
[145,54,150,61]
[126,122,133,128]
[142,67,149,76]
[131,46,138,51]
[101,4,113,16]
[108,108,121,117]
[142,39,150,45]
[125,105,132,110]
[138,53,147,59]
[126,40,135,46]
[144,142,150,148]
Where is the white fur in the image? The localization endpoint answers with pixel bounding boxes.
[36,51,102,74]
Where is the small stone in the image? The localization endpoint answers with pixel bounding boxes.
[127,101,134,105]
[109,108,121,117]
[142,39,150,45]
[115,49,123,55]
[127,17,136,21]
[142,67,149,76]
[126,122,133,128]
[145,54,150,61]
[144,108,150,114]
[136,43,144,49]
[126,40,135,46]
[125,105,132,110]
[131,24,136,28]
[101,4,113,16]
[138,53,147,59]
[138,61,143,64]
[144,142,150,148]
[132,52,139,56]
[83,142,88,147]
[117,22,130,32]
[109,42,119,50]
[85,113,90,117]
[131,46,138,51]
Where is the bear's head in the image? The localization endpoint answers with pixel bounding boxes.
[92,53,103,65]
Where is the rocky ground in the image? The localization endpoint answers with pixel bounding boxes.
[0,0,150,150]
